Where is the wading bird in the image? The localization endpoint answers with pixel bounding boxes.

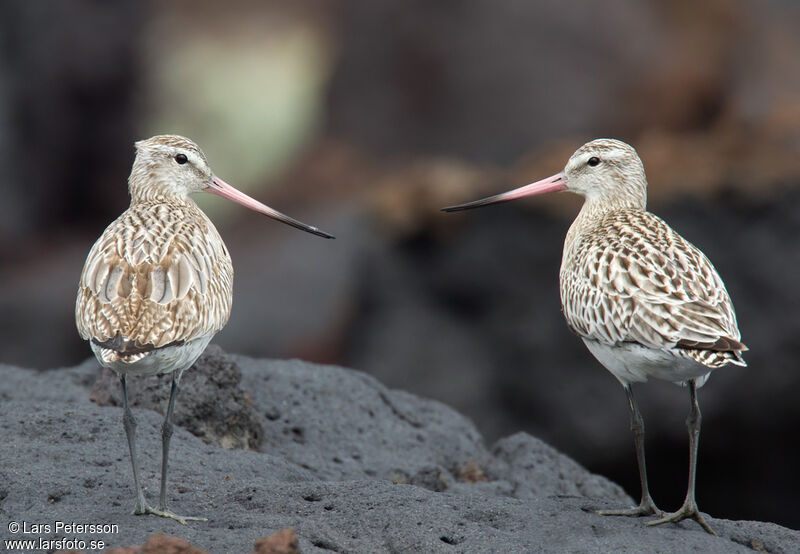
[442,138,746,534]
[76,135,333,523]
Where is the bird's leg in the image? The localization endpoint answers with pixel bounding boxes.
[647,379,716,534]
[120,375,148,514]
[143,373,207,524]
[598,384,662,517]
[158,375,178,510]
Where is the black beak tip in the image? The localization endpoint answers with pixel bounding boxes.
[312,228,335,239]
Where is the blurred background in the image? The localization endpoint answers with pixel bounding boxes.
[1,0,799,529]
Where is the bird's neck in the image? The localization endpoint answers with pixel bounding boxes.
[580,194,644,218]
[563,195,645,260]
[128,174,194,207]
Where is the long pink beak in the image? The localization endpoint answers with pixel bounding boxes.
[441,172,567,212]
[207,176,334,239]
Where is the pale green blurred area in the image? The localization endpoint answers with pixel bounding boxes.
[139,13,333,218]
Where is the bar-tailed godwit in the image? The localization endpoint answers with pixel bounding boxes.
[76,135,333,523]
[443,138,746,534]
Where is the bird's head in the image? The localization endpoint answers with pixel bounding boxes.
[131,135,213,197]
[128,134,334,238]
[562,138,646,207]
[442,138,647,213]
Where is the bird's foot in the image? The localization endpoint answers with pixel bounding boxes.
[646,502,715,535]
[134,504,207,525]
[598,496,663,518]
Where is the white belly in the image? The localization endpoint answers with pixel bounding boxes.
[582,339,712,387]
[91,335,213,379]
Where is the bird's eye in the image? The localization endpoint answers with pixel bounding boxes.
[587,156,600,167]
[175,153,188,165]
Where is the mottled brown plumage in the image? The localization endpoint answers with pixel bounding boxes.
[443,138,747,535]
[76,189,232,367]
[76,134,332,523]
[561,208,746,374]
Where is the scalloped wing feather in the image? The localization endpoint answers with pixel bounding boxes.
[76,200,233,351]
[561,210,745,367]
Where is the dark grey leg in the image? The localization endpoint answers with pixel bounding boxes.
[599,384,662,517]
[158,375,178,510]
[142,372,206,524]
[647,379,716,534]
[121,375,148,514]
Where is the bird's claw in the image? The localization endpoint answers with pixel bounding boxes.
[646,503,716,535]
[598,496,663,518]
[134,504,207,525]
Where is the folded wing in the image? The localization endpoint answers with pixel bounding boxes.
[75,204,233,355]
[561,210,746,366]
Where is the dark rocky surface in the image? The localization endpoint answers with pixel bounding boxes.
[1,349,797,552]
[90,345,264,451]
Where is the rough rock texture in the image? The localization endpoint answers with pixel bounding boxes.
[90,345,263,450]
[1,350,798,553]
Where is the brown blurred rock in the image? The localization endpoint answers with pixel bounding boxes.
[108,533,208,554]
[508,119,800,208]
[90,344,263,450]
[252,528,300,554]
[636,120,800,204]
[457,460,489,483]
[58,533,209,554]
[368,158,505,239]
